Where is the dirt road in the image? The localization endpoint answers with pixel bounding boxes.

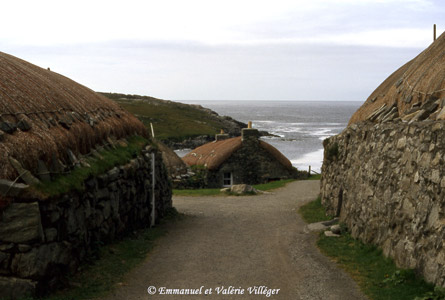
[103,180,366,299]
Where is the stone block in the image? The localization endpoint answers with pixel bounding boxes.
[8,157,40,185]
[0,179,29,197]
[0,276,36,299]
[230,184,255,194]
[0,202,44,244]
[11,243,71,278]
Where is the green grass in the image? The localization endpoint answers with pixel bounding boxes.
[317,233,440,300]
[100,92,237,141]
[35,208,182,300]
[33,136,148,197]
[298,196,332,223]
[173,188,222,196]
[308,174,321,180]
[299,198,445,300]
[173,179,295,197]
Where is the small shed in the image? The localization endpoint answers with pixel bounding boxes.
[183,126,295,187]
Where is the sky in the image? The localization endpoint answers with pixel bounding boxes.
[1,0,444,101]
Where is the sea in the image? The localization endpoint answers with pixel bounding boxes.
[176,101,362,173]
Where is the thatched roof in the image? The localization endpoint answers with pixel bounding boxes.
[349,31,445,125]
[156,141,188,177]
[0,51,147,181]
[182,137,293,171]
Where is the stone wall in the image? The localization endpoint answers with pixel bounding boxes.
[0,147,172,299]
[321,121,445,287]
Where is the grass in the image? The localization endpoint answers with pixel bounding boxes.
[33,208,182,300]
[308,173,321,180]
[298,196,332,223]
[100,92,236,142]
[299,197,445,300]
[33,136,148,197]
[173,179,296,196]
[317,233,439,300]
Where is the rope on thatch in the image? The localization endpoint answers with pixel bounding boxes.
[402,78,445,96]
[2,170,28,197]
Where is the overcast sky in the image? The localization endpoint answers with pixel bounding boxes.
[1,0,444,101]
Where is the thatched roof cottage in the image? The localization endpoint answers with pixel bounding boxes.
[321,31,445,287]
[0,52,172,298]
[0,52,147,178]
[183,125,295,187]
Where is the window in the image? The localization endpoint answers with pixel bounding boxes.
[223,172,232,187]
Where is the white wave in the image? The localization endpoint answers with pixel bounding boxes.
[291,149,324,173]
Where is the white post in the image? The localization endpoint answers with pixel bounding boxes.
[150,122,155,139]
[150,152,156,227]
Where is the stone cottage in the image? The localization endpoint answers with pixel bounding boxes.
[321,32,445,286]
[0,51,172,298]
[182,125,295,187]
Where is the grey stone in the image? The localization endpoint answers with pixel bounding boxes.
[67,149,79,165]
[107,167,120,181]
[44,228,58,242]
[97,188,110,200]
[17,119,31,131]
[230,184,255,194]
[0,244,14,251]
[0,276,36,299]
[48,117,57,126]
[58,116,72,129]
[50,153,65,175]
[305,221,329,233]
[18,244,32,253]
[0,251,10,271]
[437,107,445,120]
[8,157,40,185]
[324,231,341,237]
[404,95,413,103]
[0,202,44,244]
[11,243,71,278]
[330,224,341,234]
[0,179,29,197]
[37,160,51,182]
[0,122,17,134]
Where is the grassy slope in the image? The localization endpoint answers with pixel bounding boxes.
[99,92,232,141]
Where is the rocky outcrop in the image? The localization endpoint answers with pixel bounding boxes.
[0,147,171,299]
[321,121,445,287]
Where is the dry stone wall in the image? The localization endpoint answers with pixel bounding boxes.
[0,147,171,299]
[321,121,445,287]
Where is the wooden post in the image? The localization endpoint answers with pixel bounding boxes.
[308,165,311,174]
[248,121,252,129]
[434,24,436,41]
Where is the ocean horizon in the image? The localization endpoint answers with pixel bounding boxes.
[177,100,362,173]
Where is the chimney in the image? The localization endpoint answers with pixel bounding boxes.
[241,121,259,142]
[215,129,229,141]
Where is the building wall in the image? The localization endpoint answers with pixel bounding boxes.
[321,121,445,287]
[207,139,295,187]
[0,147,172,299]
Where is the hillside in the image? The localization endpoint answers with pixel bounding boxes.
[99,93,247,148]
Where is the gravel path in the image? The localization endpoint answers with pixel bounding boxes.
[103,180,366,300]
